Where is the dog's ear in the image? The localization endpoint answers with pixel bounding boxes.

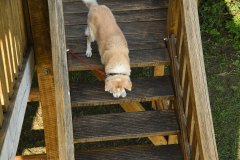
[124,79,132,91]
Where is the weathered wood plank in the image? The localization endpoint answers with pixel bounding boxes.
[75,145,183,160]
[120,102,168,146]
[65,21,166,37]
[70,76,174,107]
[63,0,168,13]
[65,20,167,52]
[28,87,40,102]
[167,0,180,35]
[0,49,34,160]
[28,0,61,159]
[0,103,3,127]
[15,145,183,160]
[73,110,179,143]
[64,9,167,25]
[0,40,10,110]
[66,34,166,53]
[68,49,170,71]
[47,0,75,159]
[168,36,191,159]
[179,0,219,159]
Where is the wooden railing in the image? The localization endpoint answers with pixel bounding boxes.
[167,0,218,159]
[0,0,28,126]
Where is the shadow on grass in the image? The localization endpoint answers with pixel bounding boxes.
[16,102,45,155]
[199,0,240,159]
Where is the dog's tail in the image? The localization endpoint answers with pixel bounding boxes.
[82,0,98,9]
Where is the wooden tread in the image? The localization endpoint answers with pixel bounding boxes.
[70,76,174,107]
[63,0,168,13]
[64,9,167,25]
[16,145,183,160]
[73,110,179,143]
[75,145,183,160]
[68,49,169,71]
[65,21,167,53]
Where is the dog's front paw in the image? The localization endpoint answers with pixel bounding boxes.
[112,89,126,98]
[86,49,92,57]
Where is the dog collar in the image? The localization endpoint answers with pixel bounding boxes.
[106,73,128,77]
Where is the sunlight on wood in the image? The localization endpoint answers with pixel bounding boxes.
[22,147,46,156]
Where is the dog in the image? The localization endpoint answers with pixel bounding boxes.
[82,0,132,98]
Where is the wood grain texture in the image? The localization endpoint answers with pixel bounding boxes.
[65,21,166,53]
[68,49,170,71]
[47,0,75,159]
[70,76,174,107]
[179,0,219,159]
[167,0,180,35]
[65,21,166,37]
[0,49,34,160]
[0,0,27,110]
[67,34,166,53]
[28,87,40,102]
[63,0,168,13]
[73,110,179,143]
[15,145,183,160]
[168,36,191,160]
[28,0,59,159]
[75,145,183,160]
[0,103,3,127]
[119,102,168,146]
[64,9,167,25]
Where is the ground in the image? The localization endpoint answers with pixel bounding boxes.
[17,0,240,159]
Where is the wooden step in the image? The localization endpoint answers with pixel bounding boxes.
[65,21,167,53]
[70,76,174,107]
[63,0,168,13]
[16,145,183,160]
[73,110,179,143]
[64,9,167,25]
[75,145,183,160]
[68,49,169,71]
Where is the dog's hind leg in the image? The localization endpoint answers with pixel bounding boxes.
[85,26,95,57]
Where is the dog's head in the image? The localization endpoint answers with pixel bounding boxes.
[105,75,132,98]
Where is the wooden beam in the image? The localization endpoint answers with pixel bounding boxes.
[16,154,47,160]
[167,0,180,35]
[28,0,69,159]
[0,49,35,160]
[120,102,168,145]
[47,0,74,159]
[179,0,219,159]
[28,87,40,102]
[0,103,3,127]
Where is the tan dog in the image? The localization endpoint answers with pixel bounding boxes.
[82,0,132,98]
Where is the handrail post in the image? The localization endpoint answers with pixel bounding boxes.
[28,0,74,159]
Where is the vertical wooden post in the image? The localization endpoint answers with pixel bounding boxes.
[28,0,74,159]
[48,0,75,159]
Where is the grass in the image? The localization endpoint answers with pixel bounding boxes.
[199,0,240,159]
[16,0,240,159]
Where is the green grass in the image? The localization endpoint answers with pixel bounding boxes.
[199,0,240,159]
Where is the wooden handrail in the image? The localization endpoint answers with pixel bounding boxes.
[48,0,75,159]
[167,0,219,159]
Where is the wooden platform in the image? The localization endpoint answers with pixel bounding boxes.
[70,76,174,107]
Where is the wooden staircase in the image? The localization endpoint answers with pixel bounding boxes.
[62,0,183,159]
[20,0,219,159]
